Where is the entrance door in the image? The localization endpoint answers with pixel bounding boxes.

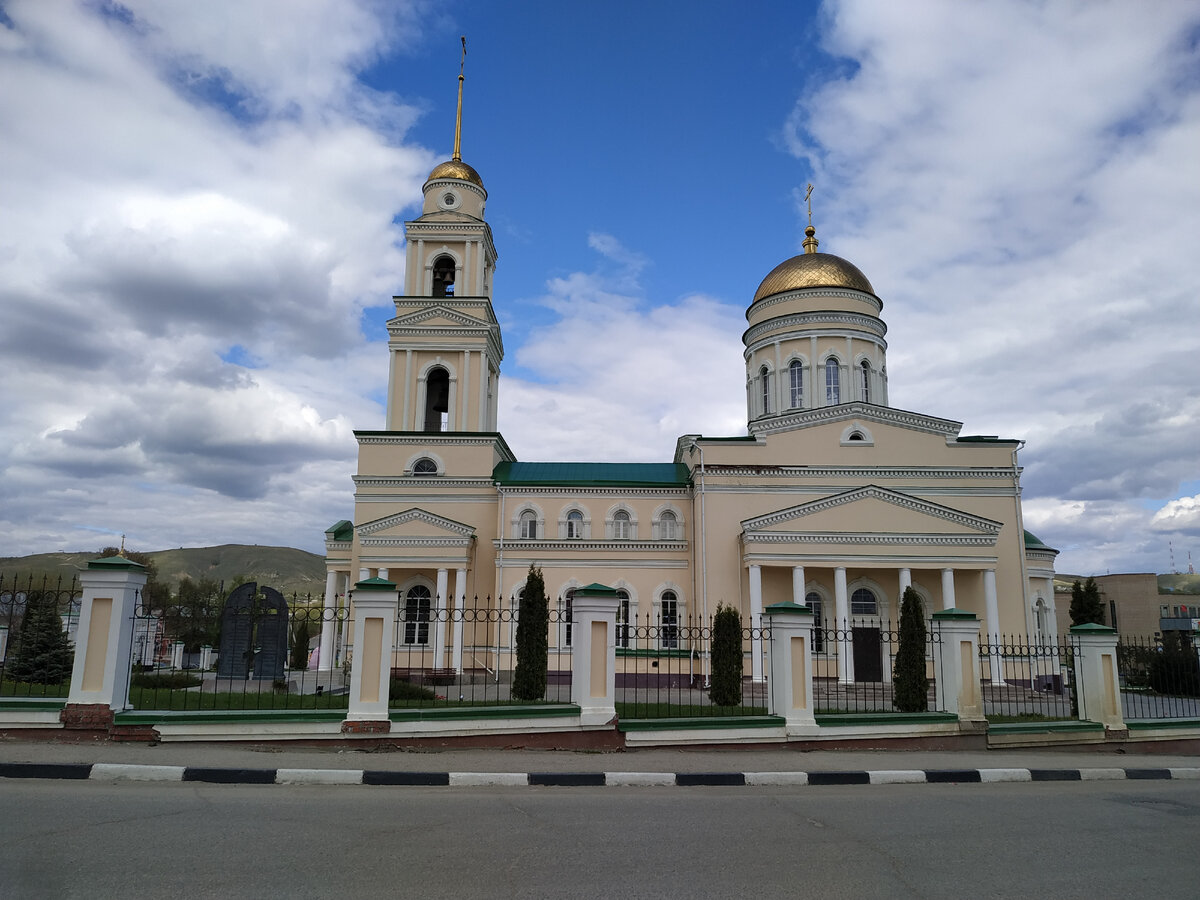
[852,627,883,682]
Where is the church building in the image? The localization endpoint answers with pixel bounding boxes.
[320,71,1059,681]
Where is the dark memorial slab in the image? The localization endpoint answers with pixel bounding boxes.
[216,583,289,680]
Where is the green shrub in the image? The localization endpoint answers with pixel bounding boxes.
[512,564,549,701]
[709,604,743,707]
[1149,632,1200,697]
[130,672,202,690]
[892,586,929,712]
[6,590,73,685]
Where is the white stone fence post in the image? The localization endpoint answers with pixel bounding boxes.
[342,577,399,735]
[1070,623,1125,731]
[62,556,148,730]
[931,609,984,721]
[569,583,620,727]
[762,602,818,735]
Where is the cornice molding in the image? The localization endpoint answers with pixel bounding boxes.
[352,476,497,488]
[701,465,1015,480]
[742,484,1003,534]
[496,486,689,498]
[748,402,963,437]
[743,311,887,348]
[742,531,998,547]
[360,536,474,548]
[492,539,688,552]
[355,433,517,462]
[747,287,882,320]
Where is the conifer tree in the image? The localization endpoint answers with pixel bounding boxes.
[1069,577,1104,626]
[7,590,73,685]
[709,604,744,707]
[892,586,929,712]
[511,564,548,701]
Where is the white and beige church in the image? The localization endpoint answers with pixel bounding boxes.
[320,82,1060,682]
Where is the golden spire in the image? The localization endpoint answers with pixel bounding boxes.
[802,183,819,253]
[452,36,466,162]
[118,534,127,558]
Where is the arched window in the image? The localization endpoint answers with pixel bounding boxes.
[789,360,804,409]
[431,255,455,297]
[423,366,450,432]
[825,357,840,405]
[616,589,631,649]
[851,587,878,616]
[612,510,632,540]
[660,590,679,649]
[519,510,538,540]
[860,359,871,403]
[403,585,432,645]
[566,510,584,539]
[659,510,677,540]
[412,457,438,475]
[805,590,825,652]
[760,365,771,415]
[562,588,574,647]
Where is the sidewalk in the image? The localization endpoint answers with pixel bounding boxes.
[1,735,1197,778]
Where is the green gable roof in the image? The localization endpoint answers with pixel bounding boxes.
[493,462,690,487]
[325,520,353,542]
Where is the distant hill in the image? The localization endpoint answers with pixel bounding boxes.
[0,545,326,598]
[1159,572,1200,595]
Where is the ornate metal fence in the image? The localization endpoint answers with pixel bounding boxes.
[1116,633,1200,720]
[127,586,350,711]
[386,598,573,708]
[811,618,941,714]
[977,633,1077,720]
[613,613,769,719]
[0,573,82,699]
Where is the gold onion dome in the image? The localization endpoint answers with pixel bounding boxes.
[753,225,875,302]
[427,159,484,189]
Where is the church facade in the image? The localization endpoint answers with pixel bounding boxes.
[321,109,1059,681]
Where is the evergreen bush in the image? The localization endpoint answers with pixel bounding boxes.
[892,586,929,712]
[1149,632,1200,697]
[709,604,744,707]
[389,679,439,702]
[6,590,73,685]
[511,564,549,701]
[1069,577,1104,626]
[130,672,202,690]
[290,617,311,670]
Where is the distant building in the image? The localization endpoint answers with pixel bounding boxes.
[1054,572,1176,637]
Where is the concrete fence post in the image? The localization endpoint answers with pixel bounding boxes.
[931,609,984,722]
[62,556,148,730]
[762,602,818,735]
[569,583,620,727]
[1071,623,1125,732]
[342,578,398,734]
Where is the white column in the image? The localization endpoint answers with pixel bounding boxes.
[460,350,471,430]
[377,568,388,582]
[359,568,370,582]
[319,570,337,671]
[748,565,764,683]
[792,565,806,605]
[941,568,956,610]
[1045,577,1060,643]
[835,566,852,683]
[385,349,398,430]
[477,353,488,430]
[1071,624,1125,730]
[451,567,466,674]
[447,378,457,432]
[898,567,912,597]
[402,350,413,431]
[434,567,449,668]
[983,568,1004,685]
[932,610,984,720]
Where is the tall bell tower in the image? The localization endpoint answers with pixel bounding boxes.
[384,39,503,433]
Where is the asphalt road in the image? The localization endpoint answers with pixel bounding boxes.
[2,779,1199,899]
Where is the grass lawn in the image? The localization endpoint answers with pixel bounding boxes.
[0,680,69,698]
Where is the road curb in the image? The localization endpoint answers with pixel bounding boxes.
[3,762,1200,786]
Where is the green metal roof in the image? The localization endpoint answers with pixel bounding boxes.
[1024,529,1056,551]
[325,520,353,542]
[493,461,690,487]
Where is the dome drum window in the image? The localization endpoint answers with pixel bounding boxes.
[412,457,439,475]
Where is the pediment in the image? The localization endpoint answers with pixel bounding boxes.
[742,486,1001,537]
[387,305,487,329]
[357,508,475,539]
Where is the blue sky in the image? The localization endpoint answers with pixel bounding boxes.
[1,0,1198,577]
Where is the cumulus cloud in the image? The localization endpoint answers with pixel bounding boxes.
[782,0,1200,573]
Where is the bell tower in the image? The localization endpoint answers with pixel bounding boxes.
[384,39,503,433]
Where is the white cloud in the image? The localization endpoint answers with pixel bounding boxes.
[1152,496,1200,533]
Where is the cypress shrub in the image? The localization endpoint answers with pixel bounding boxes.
[892,586,929,712]
[511,564,549,701]
[6,590,73,685]
[290,617,311,670]
[1149,631,1200,697]
[709,604,744,707]
[388,679,438,702]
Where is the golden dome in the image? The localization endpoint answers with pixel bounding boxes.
[753,252,875,302]
[427,159,484,189]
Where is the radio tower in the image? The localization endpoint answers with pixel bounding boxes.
[1170,541,1178,574]
[1190,551,1195,576]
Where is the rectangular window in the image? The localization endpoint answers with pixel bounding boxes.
[660,599,678,649]
[790,364,803,408]
[617,599,631,649]
[404,598,431,645]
